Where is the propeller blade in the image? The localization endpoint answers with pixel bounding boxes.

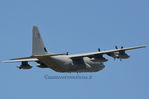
[114,58,116,61]
[66,52,69,55]
[98,48,100,52]
[115,46,118,49]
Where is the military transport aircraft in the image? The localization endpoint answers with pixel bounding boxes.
[3,26,146,72]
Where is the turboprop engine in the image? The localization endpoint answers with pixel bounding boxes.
[90,48,108,62]
[107,46,130,60]
[17,62,32,69]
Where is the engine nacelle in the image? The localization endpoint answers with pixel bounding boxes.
[107,52,130,59]
[90,57,108,62]
[118,53,130,59]
[17,62,32,69]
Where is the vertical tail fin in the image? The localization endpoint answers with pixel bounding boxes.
[32,26,48,56]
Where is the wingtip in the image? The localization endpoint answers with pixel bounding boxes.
[141,46,147,48]
[1,60,9,63]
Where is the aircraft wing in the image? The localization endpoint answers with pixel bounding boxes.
[2,53,67,63]
[69,46,146,58]
[3,57,39,63]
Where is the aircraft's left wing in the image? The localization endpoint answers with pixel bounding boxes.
[3,57,39,63]
[2,53,68,63]
[68,46,146,59]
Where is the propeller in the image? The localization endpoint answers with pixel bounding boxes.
[115,46,118,49]
[98,48,100,52]
[66,52,69,55]
[114,45,124,61]
[114,57,122,61]
[114,58,116,61]
[115,46,124,49]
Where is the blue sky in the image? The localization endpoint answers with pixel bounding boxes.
[0,0,149,99]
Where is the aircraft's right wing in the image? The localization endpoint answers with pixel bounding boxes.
[68,46,146,59]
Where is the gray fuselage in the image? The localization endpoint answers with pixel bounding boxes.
[36,55,105,72]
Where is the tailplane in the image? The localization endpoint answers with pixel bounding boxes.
[32,26,49,56]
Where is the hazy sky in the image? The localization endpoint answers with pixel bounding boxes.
[0,0,149,99]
